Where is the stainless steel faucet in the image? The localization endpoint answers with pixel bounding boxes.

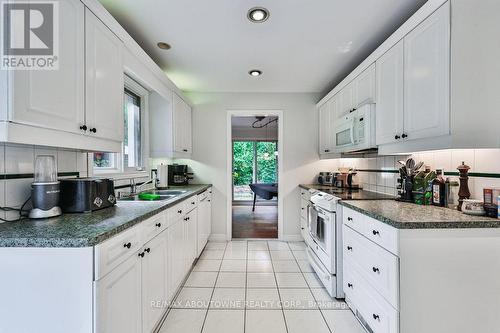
[130,177,156,195]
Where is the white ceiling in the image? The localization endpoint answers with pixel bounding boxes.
[99,0,427,93]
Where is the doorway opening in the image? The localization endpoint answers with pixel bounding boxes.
[229,113,281,239]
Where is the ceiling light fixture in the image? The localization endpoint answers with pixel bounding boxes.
[248,69,262,77]
[157,42,171,50]
[247,7,269,23]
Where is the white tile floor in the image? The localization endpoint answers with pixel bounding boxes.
[159,240,365,333]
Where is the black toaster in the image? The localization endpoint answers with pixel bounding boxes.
[60,178,116,213]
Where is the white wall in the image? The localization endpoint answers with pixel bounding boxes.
[185,92,335,240]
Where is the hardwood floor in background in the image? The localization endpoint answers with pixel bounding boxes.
[232,205,278,239]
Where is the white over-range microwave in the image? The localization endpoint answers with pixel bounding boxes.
[334,103,376,154]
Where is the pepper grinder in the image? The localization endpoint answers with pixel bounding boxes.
[457,161,471,211]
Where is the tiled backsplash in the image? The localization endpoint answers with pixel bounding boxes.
[0,143,87,220]
[327,149,500,200]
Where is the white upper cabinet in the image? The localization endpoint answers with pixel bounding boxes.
[354,63,376,107]
[376,40,404,145]
[338,81,355,118]
[150,91,193,158]
[7,0,85,134]
[85,8,124,142]
[173,93,193,154]
[403,2,450,142]
[318,97,337,155]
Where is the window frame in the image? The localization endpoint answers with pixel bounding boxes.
[91,75,149,177]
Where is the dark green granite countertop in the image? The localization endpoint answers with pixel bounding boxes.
[340,200,500,229]
[0,184,211,248]
[300,184,395,200]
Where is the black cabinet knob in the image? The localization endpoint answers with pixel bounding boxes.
[80,125,87,131]
[138,252,145,258]
[145,248,150,253]
[89,128,97,133]
[394,135,401,140]
[324,149,330,153]
[178,210,182,214]
[155,223,161,228]
[123,242,131,249]
[372,230,380,235]
[347,246,352,251]
[373,314,380,320]
[347,283,353,288]
[183,149,188,152]
[347,217,353,221]
[192,202,195,205]
[372,267,380,273]
[208,200,211,202]
[402,133,408,138]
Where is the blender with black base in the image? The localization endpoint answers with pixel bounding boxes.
[29,155,62,219]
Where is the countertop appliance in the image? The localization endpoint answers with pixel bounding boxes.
[168,164,193,186]
[29,155,62,219]
[156,164,168,188]
[60,178,116,213]
[307,191,343,298]
[318,172,337,186]
[334,103,376,154]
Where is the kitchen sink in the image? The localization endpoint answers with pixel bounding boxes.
[117,194,177,202]
[145,189,187,196]
[117,189,187,202]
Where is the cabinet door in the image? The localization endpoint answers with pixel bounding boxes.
[328,96,339,149]
[376,40,405,145]
[95,254,142,333]
[173,93,192,154]
[85,8,124,142]
[183,101,193,154]
[10,0,85,133]
[141,231,169,333]
[184,209,197,268]
[339,81,354,117]
[354,63,376,107]
[167,219,184,293]
[403,2,450,141]
[318,102,331,154]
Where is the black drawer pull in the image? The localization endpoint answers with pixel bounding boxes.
[138,252,145,258]
[90,127,97,133]
[347,217,353,221]
[401,133,408,139]
[145,248,151,253]
[373,314,380,320]
[192,202,195,205]
[372,267,380,273]
[347,283,353,288]
[178,210,182,214]
[394,135,401,140]
[123,242,131,249]
[155,223,161,227]
[372,230,380,236]
[79,125,87,131]
[347,246,352,251]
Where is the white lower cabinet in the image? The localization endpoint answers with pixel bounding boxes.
[141,231,169,333]
[342,206,400,333]
[95,253,142,333]
[94,193,209,333]
[197,188,212,257]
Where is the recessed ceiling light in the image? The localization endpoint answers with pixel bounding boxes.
[249,69,262,77]
[247,7,269,23]
[157,42,171,50]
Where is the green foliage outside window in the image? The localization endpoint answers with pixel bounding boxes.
[233,141,277,186]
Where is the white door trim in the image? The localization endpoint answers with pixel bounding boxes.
[226,110,284,241]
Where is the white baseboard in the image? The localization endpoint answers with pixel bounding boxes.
[281,234,304,242]
[208,234,227,242]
